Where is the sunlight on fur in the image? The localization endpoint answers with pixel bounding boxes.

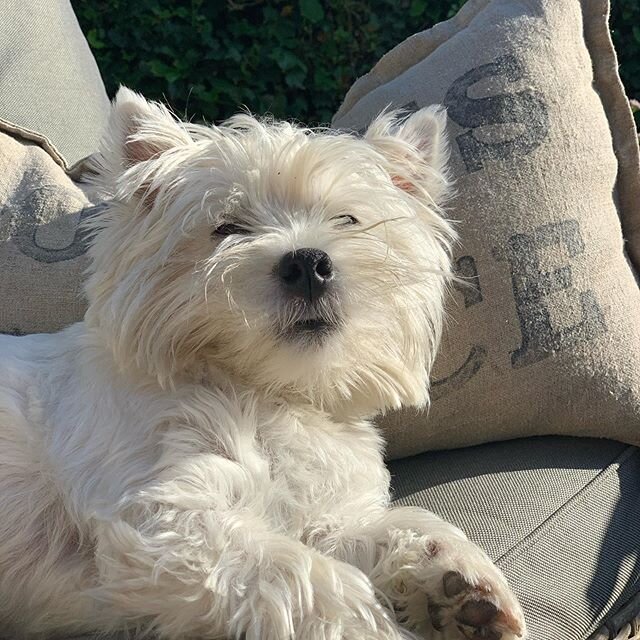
[0,88,525,639]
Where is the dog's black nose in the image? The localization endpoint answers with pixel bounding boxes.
[278,248,334,302]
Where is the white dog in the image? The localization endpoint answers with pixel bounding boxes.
[0,88,525,640]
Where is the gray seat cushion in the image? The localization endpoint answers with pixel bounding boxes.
[389,437,640,640]
[0,0,109,167]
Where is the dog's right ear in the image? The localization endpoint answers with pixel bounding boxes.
[89,87,192,196]
[364,106,451,205]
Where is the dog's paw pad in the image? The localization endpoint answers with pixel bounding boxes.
[456,623,502,640]
[443,570,472,597]
[458,599,499,626]
[428,570,525,639]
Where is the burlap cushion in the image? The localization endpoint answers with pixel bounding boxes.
[0,0,108,336]
[333,0,640,458]
[0,132,91,335]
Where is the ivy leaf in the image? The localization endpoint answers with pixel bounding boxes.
[410,0,428,18]
[300,0,324,24]
[147,60,182,83]
[86,28,105,49]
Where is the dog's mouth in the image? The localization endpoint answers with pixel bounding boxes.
[281,316,337,345]
[275,302,340,345]
[291,318,333,333]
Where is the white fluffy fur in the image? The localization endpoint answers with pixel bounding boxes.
[0,88,525,639]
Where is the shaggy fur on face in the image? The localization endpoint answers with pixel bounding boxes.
[0,88,526,640]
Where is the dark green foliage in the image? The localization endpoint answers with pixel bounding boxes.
[611,1,640,126]
[72,0,638,126]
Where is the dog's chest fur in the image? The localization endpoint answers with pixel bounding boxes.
[147,389,391,537]
[5,332,389,543]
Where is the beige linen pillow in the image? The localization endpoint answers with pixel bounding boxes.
[333,0,640,458]
[0,0,109,335]
[0,132,91,335]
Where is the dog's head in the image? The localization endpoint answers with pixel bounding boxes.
[85,88,454,417]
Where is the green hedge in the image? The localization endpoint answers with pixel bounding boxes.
[72,0,639,126]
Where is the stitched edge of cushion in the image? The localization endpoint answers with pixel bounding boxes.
[495,446,635,565]
[0,117,98,177]
[332,0,489,123]
[582,0,640,276]
[0,117,69,171]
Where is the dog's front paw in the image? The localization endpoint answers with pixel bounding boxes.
[427,570,524,640]
[424,541,526,640]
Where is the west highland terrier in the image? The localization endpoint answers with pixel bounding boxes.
[0,88,526,640]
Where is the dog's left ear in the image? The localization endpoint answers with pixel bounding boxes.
[89,87,192,199]
[364,106,450,204]
[108,86,191,168]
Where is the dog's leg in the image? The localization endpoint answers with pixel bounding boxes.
[307,507,526,640]
[91,507,413,640]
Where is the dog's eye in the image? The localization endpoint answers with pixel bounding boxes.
[331,215,359,227]
[212,223,250,237]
